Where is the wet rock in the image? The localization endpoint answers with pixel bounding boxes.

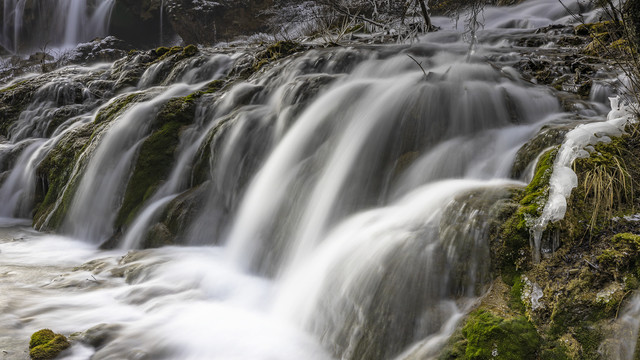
[165,0,275,44]
[142,223,174,248]
[71,323,122,349]
[110,0,174,47]
[510,119,577,180]
[65,37,135,65]
[28,52,53,63]
[29,329,70,360]
[161,183,209,241]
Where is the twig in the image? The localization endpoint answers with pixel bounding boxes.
[407,54,428,79]
[326,0,386,28]
[615,290,633,319]
[585,258,600,270]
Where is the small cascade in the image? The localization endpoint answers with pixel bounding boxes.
[61,83,201,244]
[0,139,45,217]
[603,294,640,360]
[272,180,515,359]
[0,0,115,53]
[225,56,560,276]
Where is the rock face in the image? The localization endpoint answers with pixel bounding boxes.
[67,37,135,64]
[165,0,274,44]
[111,0,275,45]
[111,0,172,47]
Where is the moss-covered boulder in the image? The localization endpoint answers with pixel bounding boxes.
[0,79,37,137]
[462,310,540,359]
[29,329,70,360]
[33,123,96,230]
[252,41,302,73]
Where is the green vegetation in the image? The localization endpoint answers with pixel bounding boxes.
[454,126,640,360]
[32,92,149,231]
[597,233,640,279]
[252,41,301,72]
[114,96,196,230]
[0,79,36,136]
[492,148,558,284]
[29,329,55,349]
[155,45,199,62]
[29,329,70,360]
[442,310,540,359]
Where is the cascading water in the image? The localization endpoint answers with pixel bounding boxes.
[1,0,638,359]
[0,0,115,53]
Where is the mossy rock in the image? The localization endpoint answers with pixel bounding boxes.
[597,233,640,279]
[33,123,97,230]
[252,41,302,72]
[155,45,199,63]
[155,46,170,56]
[0,79,37,137]
[29,330,70,360]
[113,95,196,235]
[461,310,540,359]
[574,21,622,37]
[183,44,198,57]
[29,329,56,349]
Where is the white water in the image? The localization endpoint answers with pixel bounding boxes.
[0,0,637,359]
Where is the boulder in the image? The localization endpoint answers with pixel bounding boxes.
[66,36,135,64]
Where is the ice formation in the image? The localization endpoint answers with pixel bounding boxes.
[530,96,636,263]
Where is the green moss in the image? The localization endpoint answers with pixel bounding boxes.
[29,329,55,349]
[0,79,36,136]
[29,330,70,360]
[539,341,572,360]
[597,233,640,279]
[33,123,97,230]
[437,328,468,360]
[252,41,301,72]
[0,79,29,93]
[573,324,603,360]
[509,275,526,313]
[156,45,199,62]
[462,310,540,359]
[114,96,196,230]
[95,93,141,124]
[183,44,198,57]
[576,21,628,57]
[155,46,170,56]
[33,92,145,231]
[521,148,557,214]
[575,21,622,37]
[625,275,640,291]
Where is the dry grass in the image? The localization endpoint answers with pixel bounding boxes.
[580,152,633,232]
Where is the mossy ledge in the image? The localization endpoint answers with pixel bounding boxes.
[439,130,640,359]
[113,95,197,233]
[29,329,70,360]
[443,310,541,359]
[33,92,148,231]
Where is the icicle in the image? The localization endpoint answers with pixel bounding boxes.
[529,96,635,263]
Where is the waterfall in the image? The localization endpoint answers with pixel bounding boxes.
[0,0,636,359]
[160,0,165,45]
[0,0,115,53]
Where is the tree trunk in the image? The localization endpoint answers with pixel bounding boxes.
[416,0,432,31]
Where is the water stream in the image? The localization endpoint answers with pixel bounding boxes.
[0,0,637,359]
